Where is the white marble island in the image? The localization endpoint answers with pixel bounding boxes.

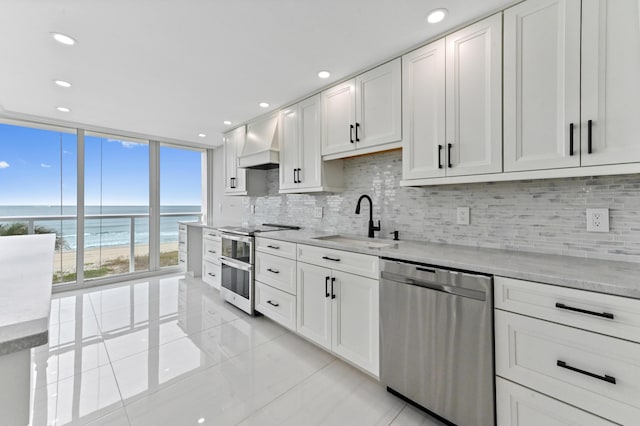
[0,234,55,425]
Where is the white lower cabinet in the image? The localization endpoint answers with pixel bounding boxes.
[202,260,220,290]
[297,261,379,377]
[255,282,296,331]
[496,378,616,426]
[495,276,640,425]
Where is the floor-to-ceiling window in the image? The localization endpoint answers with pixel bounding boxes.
[0,120,206,288]
[159,144,203,267]
[0,121,78,284]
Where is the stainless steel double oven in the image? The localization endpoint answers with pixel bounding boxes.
[218,224,299,315]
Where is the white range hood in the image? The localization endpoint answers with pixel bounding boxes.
[238,112,279,169]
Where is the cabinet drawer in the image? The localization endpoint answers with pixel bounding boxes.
[297,244,378,279]
[202,260,220,290]
[495,310,640,425]
[495,276,640,343]
[203,238,221,263]
[202,228,221,241]
[178,251,187,269]
[179,224,187,233]
[496,377,616,426]
[255,282,296,331]
[255,237,296,260]
[255,252,296,295]
[178,230,187,252]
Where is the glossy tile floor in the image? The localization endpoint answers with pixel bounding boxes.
[30,274,445,426]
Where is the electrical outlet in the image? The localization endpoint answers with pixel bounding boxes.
[250,204,256,214]
[457,207,470,225]
[586,208,609,232]
[313,207,323,219]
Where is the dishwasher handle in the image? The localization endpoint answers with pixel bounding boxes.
[381,271,487,301]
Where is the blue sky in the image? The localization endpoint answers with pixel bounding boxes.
[0,123,202,206]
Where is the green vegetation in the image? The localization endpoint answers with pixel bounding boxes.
[53,250,179,283]
[0,222,67,250]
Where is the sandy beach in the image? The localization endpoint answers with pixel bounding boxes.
[54,241,179,274]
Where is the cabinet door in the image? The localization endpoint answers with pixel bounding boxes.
[331,270,379,376]
[504,0,581,172]
[233,127,247,192]
[296,262,332,350]
[355,58,402,150]
[445,14,503,177]
[402,39,446,180]
[279,105,299,191]
[581,0,640,166]
[321,80,355,156]
[298,94,322,189]
[223,133,235,192]
[496,378,617,426]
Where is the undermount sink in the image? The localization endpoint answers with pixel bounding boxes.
[312,235,397,249]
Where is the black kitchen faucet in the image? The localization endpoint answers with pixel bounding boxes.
[355,194,381,238]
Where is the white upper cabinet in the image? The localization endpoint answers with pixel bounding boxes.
[223,126,247,194]
[402,39,447,180]
[445,13,503,177]
[279,95,343,193]
[322,59,402,159]
[581,0,640,166]
[402,14,502,183]
[504,0,581,172]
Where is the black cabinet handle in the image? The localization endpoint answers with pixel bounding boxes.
[207,272,216,277]
[438,145,443,169]
[556,360,616,384]
[266,268,280,274]
[588,119,593,154]
[267,245,280,249]
[322,256,340,262]
[569,123,574,156]
[355,122,360,142]
[331,277,336,299]
[296,168,302,184]
[267,300,280,307]
[416,267,436,274]
[325,276,330,298]
[350,124,354,143]
[230,177,236,189]
[293,168,298,183]
[555,303,614,319]
[207,250,216,253]
[179,260,185,263]
[447,143,453,168]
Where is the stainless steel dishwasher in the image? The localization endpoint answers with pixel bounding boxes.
[380,258,494,426]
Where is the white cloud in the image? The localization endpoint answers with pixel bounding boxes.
[0,161,9,169]
[40,163,51,168]
[108,138,142,149]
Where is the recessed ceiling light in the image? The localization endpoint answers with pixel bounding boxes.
[259,102,269,108]
[198,419,205,424]
[198,133,206,138]
[223,120,231,125]
[318,70,331,79]
[426,8,448,24]
[54,80,72,88]
[51,32,77,45]
[56,106,70,112]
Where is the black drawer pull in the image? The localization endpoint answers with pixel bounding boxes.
[208,273,216,277]
[267,268,280,274]
[555,303,614,320]
[267,300,280,307]
[355,122,361,142]
[350,124,354,143]
[447,143,453,168]
[267,245,280,250]
[179,260,185,263]
[557,360,616,384]
[588,119,593,154]
[325,276,330,298]
[438,144,443,169]
[416,267,436,274]
[207,250,216,253]
[207,233,217,237]
[331,277,336,299]
[322,256,340,262]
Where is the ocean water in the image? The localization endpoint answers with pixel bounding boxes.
[0,205,201,250]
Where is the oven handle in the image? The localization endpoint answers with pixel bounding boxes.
[220,256,253,272]
[221,233,253,244]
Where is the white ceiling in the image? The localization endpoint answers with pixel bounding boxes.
[0,0,514,148]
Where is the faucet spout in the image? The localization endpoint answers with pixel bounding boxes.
[355,194,380,238]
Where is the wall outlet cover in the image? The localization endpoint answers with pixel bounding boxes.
[586,208,609,232]
[313,207,323,219]
[457,207,470,225]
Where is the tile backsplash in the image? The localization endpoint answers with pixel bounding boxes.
[243,149,640,263]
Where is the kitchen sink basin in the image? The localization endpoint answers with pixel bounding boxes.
[312,235,397,249]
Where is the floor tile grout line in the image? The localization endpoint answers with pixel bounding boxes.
[233,358,339,426]
[387,403,408,426]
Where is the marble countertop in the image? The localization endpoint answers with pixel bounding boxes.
[0,234,56,356]
[259,230,640,299]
